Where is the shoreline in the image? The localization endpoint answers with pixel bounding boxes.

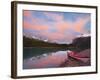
[60,49,90,67]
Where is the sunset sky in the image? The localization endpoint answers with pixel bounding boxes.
[23,10,91,44]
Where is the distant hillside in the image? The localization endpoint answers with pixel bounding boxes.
[23,36,91,51]
[23,36,68,47]
[71,36,91,51]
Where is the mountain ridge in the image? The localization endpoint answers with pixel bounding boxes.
[23,35,90,51]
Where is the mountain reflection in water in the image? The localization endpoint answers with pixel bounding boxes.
[23,50,68,69]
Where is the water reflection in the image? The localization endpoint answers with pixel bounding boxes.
[23,50,68,69]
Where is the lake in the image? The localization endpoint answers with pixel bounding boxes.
[23,47,69,69]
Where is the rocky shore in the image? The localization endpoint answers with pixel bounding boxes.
[60,49,90,67]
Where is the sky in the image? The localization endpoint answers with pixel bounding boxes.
[23,10,91,44]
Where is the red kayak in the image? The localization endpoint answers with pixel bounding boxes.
[67,50,90,63]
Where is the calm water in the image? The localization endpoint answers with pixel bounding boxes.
[23,47,68,69]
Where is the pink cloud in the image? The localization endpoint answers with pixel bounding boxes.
[40,31,64,40]
[39,31,74,44]
[44,12,64,21]
[72,17,90,33]
[44,12,72,33]
[23,11,32,18]
[24,21,48,31]
[23,11,90,43]
[53,16,90,35]
[40,16,90,43]
[55,21,71,33]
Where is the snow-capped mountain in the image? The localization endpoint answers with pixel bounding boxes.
[72,34,91,50]
[43,39,48,42]
[32,35,50,43]
[76,34,91,38]
[32,36,38,39]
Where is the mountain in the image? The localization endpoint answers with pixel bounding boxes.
[23,34,91,51]
[23,36,68,47]
[71,35,90,51]
[76,34,90,38]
